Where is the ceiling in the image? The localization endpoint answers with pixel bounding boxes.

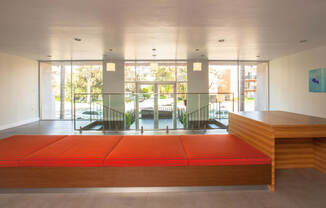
[1,0,326,61]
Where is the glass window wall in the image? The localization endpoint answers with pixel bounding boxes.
[40,61,103,120]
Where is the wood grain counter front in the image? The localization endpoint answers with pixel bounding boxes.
[229,111,326,191]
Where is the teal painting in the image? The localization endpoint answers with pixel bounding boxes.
[309,68,326,92]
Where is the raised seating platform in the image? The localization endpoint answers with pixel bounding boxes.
[0,135,66,167]
[180,135,271,166]
[0,134,272,189]
[104,135,188,167]
[21,135,122,167]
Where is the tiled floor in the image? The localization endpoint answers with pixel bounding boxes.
[1,121,326,207]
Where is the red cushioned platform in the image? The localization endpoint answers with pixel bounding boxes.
[1,134,271,168]
[180,135,271,166]
[104,135,187,167]
[0,135,66,167]
[20,135,122,167]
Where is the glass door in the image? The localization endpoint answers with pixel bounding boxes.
[137,84,156,129]
[135,82,177,130]
[157,84,176,129]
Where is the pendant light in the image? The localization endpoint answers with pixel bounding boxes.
[193,48,202,71]
[105,49,115,72]
[150,49,158,71]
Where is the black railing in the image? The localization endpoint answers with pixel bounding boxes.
[186,104,210,129]
[103,105,125,130]
[178,102,231,129]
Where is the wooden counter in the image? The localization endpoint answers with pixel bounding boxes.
[229,111,326,191]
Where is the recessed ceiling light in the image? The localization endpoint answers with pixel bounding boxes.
[218,39,225,43]
[299,40,308,43]
[74,38,82,42]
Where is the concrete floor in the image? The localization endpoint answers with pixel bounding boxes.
[1,121,326,207]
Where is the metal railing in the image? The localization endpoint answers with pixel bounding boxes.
[74,92,234,131]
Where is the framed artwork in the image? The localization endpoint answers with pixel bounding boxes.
[309,68,326,92]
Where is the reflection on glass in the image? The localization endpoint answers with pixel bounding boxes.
[177,63,187,81]
[40,62,72,119]
[209,63,238,113]
[40,61,103,120]
[125,62,136,81]
[158,84,175,129]
[239,62,268,112]
[124,61,187,130]
[242,64,257,111]
[137,84,155,129]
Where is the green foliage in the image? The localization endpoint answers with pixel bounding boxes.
[65,65,103,102]
[125,111,136,129]
[141,88,152,99]
[178,110,187,127]
[245,97,255,101]
[127,64,187,82]
[125,97,133,103]
[177,83,187,100]
[160,94,167,99]
[155,66,175,81]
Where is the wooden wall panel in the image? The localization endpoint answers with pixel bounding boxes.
[275,138,314,169]
[315,138,326,173]
[229,113,275,191]
[229,113,274,157]
[229,111,326,192]
[0,165,271,188]
[274,126,326,138]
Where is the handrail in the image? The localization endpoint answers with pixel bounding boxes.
[102,105,125,130]
[75,92,233,131]
[103,105,125,115]
[74,92,235,95]
[178,101,230,129]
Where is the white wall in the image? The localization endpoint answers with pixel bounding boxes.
[0,52,38,130]
[270,45,326,118]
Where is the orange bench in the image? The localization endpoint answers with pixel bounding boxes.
[0,135,65,167]
[0,134,272,188]
[180,135,271,166]
[104,135,188,167]
[21,135,122,167]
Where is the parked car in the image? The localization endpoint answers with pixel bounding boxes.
[76,110,102,120]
